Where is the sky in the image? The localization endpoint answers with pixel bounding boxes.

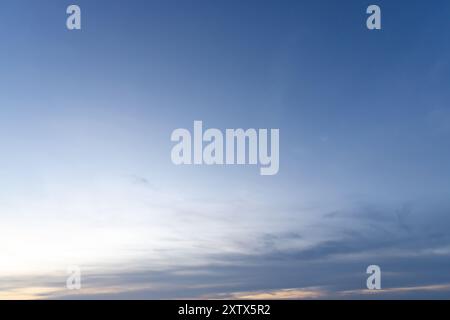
[1,0,450,299]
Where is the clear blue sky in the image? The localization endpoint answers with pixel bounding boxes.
[1,0,450,299]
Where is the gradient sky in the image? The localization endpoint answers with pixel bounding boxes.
[1,0,450,299]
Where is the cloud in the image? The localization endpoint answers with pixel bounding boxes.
[205,287,327,300]
[340,283,450,297]
[3,174,450,299]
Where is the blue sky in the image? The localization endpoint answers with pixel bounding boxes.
[1,0,450,299]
